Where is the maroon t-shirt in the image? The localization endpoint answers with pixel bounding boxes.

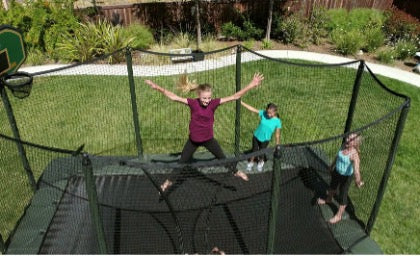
[187,98,221,143]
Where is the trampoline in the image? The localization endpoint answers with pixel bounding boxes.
[0,45,410,254]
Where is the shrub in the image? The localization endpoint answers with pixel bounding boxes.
[325,8,349,31]
[384,7,420,44]
[261,39,273,50]
[56,22,101,62]
[394,39,418,60]
[363,28,385,52]
[377,47,396,64]
[221,19,262,41]
[243,39,255,50]
[274,15,305,44]
[242,20,263,40]
[121,23,154,49]
[172,32,192,48]
[26,48,47,65]
[325,8,386,32]
[308,7,328,45]
[221,22,244,40]
[331,29,364,55]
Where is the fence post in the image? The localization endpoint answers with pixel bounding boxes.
[125,48,143,159]
[234,45,242,156]
[366,101,410,234]
[0,85,36,191]
[82,154,108,254]
[267,146,282,254]
[343,61,364,137]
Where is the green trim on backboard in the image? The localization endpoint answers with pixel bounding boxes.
[0,25,27,76]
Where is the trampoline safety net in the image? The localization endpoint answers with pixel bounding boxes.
[0,45,410,254]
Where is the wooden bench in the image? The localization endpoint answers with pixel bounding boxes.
[169,48,194,63]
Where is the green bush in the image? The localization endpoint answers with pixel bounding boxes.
[221,19,262,41]
[121,23,154,49]
[274,15,304,44]
[243,39,255,50]
[26,48,48,66]
[363,28,385,52]
[394,39,418,60]
[56,22,101,62]
[242,20,263,40]
[331,29,364,55]
[325,8,386,32]
[325,8,348,31]
[384,7,420,44]
[308,7,328,45]
[376,48,396,64]
[56,20,135,63]
[261,39,273,50]
[221,22,245,40]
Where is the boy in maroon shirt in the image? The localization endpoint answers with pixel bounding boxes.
[145,73,264,193]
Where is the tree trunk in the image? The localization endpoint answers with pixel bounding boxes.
[265,0,274,41]
[2,0,9,10]
[194,0,202,50]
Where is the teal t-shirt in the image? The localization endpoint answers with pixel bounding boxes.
[254,110,282,142]
[335,150,354,176]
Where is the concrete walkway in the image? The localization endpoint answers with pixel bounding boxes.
[20,50,420,88]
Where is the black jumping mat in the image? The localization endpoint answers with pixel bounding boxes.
[39,166,342,254]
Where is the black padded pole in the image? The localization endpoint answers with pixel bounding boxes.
[82,154,108,254]
[366,102,410,234]
[125,48,144,159]
[234,45,242,156]
[0,85,36,191]
[343,61,365,140]
[267,145,282,254]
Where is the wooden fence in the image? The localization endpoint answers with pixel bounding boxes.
[82,0,395,30]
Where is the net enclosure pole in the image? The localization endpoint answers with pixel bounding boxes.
[0,84,36,191]
[267,146,282,254]
[125,47,143,159]
[82,154,108,254]
[234,45,242,156]
[366,101,410,234]
[343,60,365,137]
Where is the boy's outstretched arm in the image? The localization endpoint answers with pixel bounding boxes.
[145,80,188,105]
[220,73,264,104]
[240,101,259,114]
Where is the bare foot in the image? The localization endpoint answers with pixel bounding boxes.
[329,215,342,224]
[160,179,173,192]
[211,247,225,255]
[234,170,249,181]
[317,198,326,205]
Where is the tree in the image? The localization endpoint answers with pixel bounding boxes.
[193,0,202,50]
[2,0,9,10]
[265,0,274,41]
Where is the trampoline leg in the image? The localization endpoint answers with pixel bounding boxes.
[0,233,4,254]
[82,154,108,254]
[267,146,282,254]
[113,208,121,254]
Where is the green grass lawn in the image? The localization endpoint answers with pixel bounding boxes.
[0,58,418,253]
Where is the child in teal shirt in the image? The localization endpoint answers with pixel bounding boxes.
[241,101,282,172]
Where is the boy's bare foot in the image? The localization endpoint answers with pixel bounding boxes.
[317,198,326,205]
[234,170,249,181]
[160,179,173,192]
[329,215,342,224]
[211,247,225,255]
